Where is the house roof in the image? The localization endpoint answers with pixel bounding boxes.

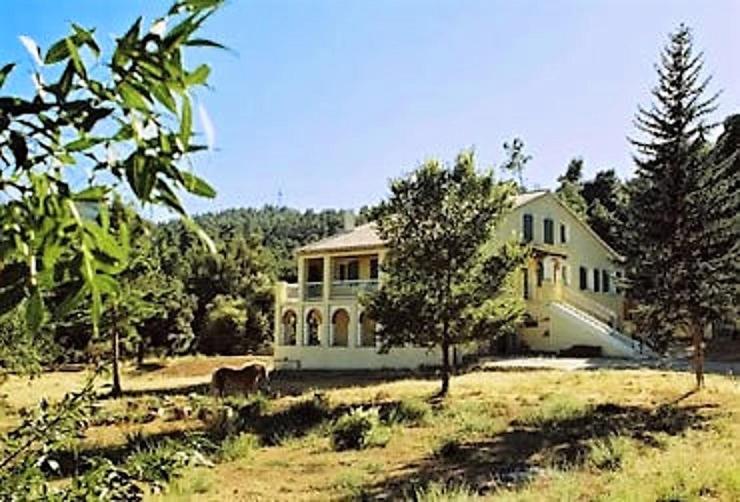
[297,223,384,254]
[296,190,623,262]
[297,192,549,255]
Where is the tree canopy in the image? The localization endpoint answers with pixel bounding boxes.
[365,151,527,395]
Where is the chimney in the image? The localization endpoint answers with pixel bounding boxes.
[343,210,356,232]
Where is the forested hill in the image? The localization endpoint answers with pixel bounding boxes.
[156,206,353,281]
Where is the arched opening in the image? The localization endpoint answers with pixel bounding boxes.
[358,312,376,347]
[281,310,297,346]
[331,309,350,347]
[306,309,322,346]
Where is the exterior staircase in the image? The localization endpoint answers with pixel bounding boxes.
[548,301,654,359]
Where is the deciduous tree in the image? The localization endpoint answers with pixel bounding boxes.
[365,151,527,396]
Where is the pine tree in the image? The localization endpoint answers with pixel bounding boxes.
[627,24,730,387]
[556,158,588,217]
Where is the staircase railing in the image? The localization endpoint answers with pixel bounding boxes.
[551,301,645,354]
[561,287,617,326]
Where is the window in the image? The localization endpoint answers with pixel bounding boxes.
[579,266,588,290]
[307,260,323,282]
[523,214,533,242]
[370,258,379,279]
[544,218,554,244]
[593,269,600,293]
[522,268,530,299]
[560,223,567,244]
[337,260,360,281]
[602,270,610,294]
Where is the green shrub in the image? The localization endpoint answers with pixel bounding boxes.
[386,398,432,426]
[587,436,631,471]
[262,393,332,445]
[411,481,477,501]
[124,436,214,489]
[218,433,260,462]
[65,458,144,501]
[518,394,589,427]
[331,407,389,451]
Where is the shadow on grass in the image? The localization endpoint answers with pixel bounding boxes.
[361,399,717,499]
[105,383,211,399]
[269,369,440,396]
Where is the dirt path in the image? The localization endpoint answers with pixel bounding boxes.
[478,356,740,376]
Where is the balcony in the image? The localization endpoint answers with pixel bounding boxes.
[331,279,379,298]
[305,282,323,300]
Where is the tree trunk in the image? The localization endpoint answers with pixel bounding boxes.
[111,323,122,398]
[136,340,145,367]
[439,323,450,397]
[440,340,450,397]
[692,322,705,389]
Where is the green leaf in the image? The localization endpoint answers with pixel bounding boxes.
[73,186,108,202]
[95,274,120,296]
[65,37,87,80]
[66,136,104,152]
[57,61,75,97]
[181,171,216,198]
[25,288,45,333]
[0,63,15,89]
[118,82,150,110]
[185,38,226,49]
[45,37,71,64]
[185,64,210,86]
[180,94,192,148]
[183,216,216,254]
[151,84,177,113]
[53,281,87,319]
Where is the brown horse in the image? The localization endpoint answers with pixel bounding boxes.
[210,363,269,398]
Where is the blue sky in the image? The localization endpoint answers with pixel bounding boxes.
[1,1,738,216]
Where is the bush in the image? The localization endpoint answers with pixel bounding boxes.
[65,458,144,501]
[198,295,249,355]
[386,398,432,426]
[262,393,332,445]
[124,436,214,489]
[411,482,477,501]
[587,436,631,471]
[518,394,589,427]
[218,433,260,462]
[331,408,389,451]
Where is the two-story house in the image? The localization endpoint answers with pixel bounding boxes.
[274,191,646,370]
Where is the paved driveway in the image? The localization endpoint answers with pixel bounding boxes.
[478,356,740,376]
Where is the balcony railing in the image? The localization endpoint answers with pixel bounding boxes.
[305,282,323,300]
[286,284,299,300]
[331,279,379,298]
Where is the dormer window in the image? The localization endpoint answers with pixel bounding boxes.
[544,218,554,244]
[523,214,533,242]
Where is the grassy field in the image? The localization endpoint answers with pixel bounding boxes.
[1,357,739,501]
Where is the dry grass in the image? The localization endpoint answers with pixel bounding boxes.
[167,369,739,500]
[2,358,739,501]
